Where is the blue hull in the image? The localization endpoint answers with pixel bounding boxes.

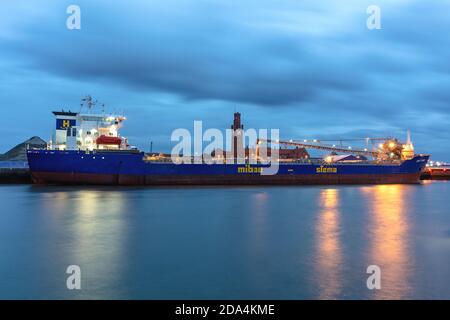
[27,150,429,185]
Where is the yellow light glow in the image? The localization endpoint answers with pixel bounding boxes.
[316,189,341,299]
[367,185,409,299]
[388,142,395,149]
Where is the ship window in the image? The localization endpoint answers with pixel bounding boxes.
[72,128,77,136]
[67,128,71,136]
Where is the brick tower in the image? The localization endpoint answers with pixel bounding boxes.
[231,112,244,159]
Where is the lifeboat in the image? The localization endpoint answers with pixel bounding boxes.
[96,135,122,146]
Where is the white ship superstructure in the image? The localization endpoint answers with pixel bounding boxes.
[50,96,127,151]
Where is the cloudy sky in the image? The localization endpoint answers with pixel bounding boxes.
[1,0,449,159]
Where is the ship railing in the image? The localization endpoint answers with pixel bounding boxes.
[141,157,404,165]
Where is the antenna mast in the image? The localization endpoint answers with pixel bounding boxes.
[80,95,97,113]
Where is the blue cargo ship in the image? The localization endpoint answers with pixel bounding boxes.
[26,97,430,185]
[27,149,429,185]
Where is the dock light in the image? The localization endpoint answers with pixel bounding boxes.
[378,143,384,149]
[325,156,333,163]
[313,139,317,142]
[388,142,396,149]
[332,144,336,147]
[348,146,352,149]
[304,139,307,142]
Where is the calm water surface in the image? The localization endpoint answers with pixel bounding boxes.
[0,182,449,299]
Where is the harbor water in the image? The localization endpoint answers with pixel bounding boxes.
[0,182,449,299]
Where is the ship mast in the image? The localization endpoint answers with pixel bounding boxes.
[80,95,97,114]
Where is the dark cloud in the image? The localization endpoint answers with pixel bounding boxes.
[4,0,368,107]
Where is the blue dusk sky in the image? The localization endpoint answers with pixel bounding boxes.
[1,1,449,159]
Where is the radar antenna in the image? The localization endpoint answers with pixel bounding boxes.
[80,95,98,113]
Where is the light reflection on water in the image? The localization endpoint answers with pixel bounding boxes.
[365,185,412,299]
[315,189,342,299]
[35,189,129,298]
[72,191,127,294]
[0,183,449,299]
[313,185,413,299]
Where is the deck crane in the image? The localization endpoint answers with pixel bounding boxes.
[257,138,379,157]
[256,136,414,161]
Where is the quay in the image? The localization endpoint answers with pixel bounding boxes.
[421,166,450,180]
[0,162,31,184]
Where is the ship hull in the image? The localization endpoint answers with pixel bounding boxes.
[27,150,429,186]
[30,171,422,185]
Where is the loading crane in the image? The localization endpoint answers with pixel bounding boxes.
[257,136,415,161]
